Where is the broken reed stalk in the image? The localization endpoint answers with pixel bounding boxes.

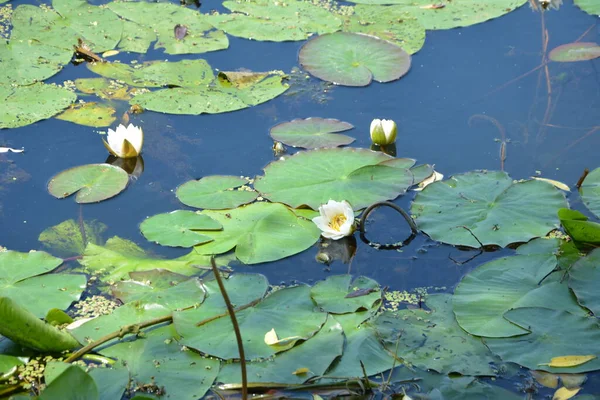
[209,256,248,400]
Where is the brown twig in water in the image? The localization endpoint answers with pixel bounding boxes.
[576,168,590,189]
[195,297,261,327]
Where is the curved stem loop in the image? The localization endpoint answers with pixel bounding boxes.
[358,201,418,250]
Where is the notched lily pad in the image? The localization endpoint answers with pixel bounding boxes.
[269,117,355,149]
[299,32,411,86]
[549,42,600,62]
[176,175,258,210]
[140,210,222,247]
[48,163,129,204]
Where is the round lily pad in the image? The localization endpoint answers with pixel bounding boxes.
[575,0,600,16]
[0,41,72,86]
[254,148,414,210]
[299,32,411,86]
[569,248,600,316]
[549,42,600,62]
[270,118,355,149]
[176,175,257,210]
[55,103,117,127]
[140,210,222,247]
[48,163,129,204]
[411,171,568,248]
[580,167,600,218]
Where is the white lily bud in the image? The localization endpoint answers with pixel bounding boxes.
[103,124,144,159]
[370,119,397,146]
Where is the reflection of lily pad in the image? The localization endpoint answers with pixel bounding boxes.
[55,103,117,128]
[48,164,129,204]
[176,176,258,210]
[411,171,568,248]
[107,2,228,55]
[580,167,600,218]
[270,118,355,149]
[193,202,320,264]
[549,42,600,62]
[140,210,222,248]
[574,0,600,16]
[254,148,414,209]
[0,250,86,317]
[299,32,411,86]
[0,83,76,129]
[453,254,585,338]
[207,0,342,42]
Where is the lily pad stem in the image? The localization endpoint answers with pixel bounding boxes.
[359,201,418,249]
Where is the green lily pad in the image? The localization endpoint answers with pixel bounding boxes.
[0,250,86,317]
[0,355,25,375]
[44,363,129,400]
[107,2,228,55]
[0,83,76,129]
[112,269,192,303]
[484,308,600,373]
[218,316,343,384]
[453,254,585,338]
[39,365,99,400]
[574,0,600,16]
[516,237,582,270]
[310,275,381,313]
[140,210,222,248]
[411,171,568,248]
[0,40,72,86]
[342,5,426,55]
[558,208,600,244]
[117,19,156,54]
[176,285,327,360]
[299,32,411,86]
[74,78,132,101]
[255,148,414,209]
[100,325,220,400]
[376,294,499,376]
[80,236,214,283]
[343,0,528,30]
[176,176,258,210]
[549,42,600,62]
[55,103,117,128]
[193,202,321,264]
[111,278,207,310]
[580,167,600,218]
[269,118,355,149]
[569,248,600,316]
[0,297,80,352]
[48,164,129,204]
[38,219,107,257]
[207,0,342,42]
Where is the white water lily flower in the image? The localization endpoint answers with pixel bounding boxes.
[370,119,397,146]
[103,124,143,158]
[312,200,355,240]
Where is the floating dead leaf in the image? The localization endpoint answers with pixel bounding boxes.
[532,177,570,192]
[413,170,444,191]
[420,3,445,9]
[292,367,310,375]
[0,147,24,153]
[102,50,120,58]
[531,370,559,389]
[540,355,597,368]
[552,386,581,400]
[174,24,188,40]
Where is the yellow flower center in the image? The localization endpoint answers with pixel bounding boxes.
[328,214,347,231]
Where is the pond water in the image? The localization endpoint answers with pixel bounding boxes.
[1,0,600,398]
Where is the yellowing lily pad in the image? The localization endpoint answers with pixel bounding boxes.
[270,118,355,149]
[540,355,597,368]
[140,210,222,247]
[549,42,600,62]
[55,102,117,127]
[299,32,411,86]
[177,175,257,210]
[48,163,129,204]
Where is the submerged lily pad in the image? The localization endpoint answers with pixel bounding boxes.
[254,148,415,209]
[193,202,321,264]
[0,250,86,317]
[569,248,600,316]
[580,167,600,218]
[0,83,76,129]
[38,219,107,257]
[176,176,258,210]
[55,103,117,127]
[484,308,600,373]
[549,42,600,62]
[574,0,600,16]
[376,294,499,376]
[207,0,342,42]
[453,254,585,338]
[299,32,411,86]
[269,118,355,149]
[140,210,222,247]
[48,164,129,204]
[411,171,568,248]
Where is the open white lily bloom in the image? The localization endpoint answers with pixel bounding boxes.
[370,119,397,146]
[312,200,355,240]
[103,124,144,158]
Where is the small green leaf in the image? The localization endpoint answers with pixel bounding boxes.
[549,42,600,62]
[177,176,258,210]
[48,164,129,204]
[558,208,600,244]
[269,118,355,149]
[140,210,222,247]
[39,365,99,400]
